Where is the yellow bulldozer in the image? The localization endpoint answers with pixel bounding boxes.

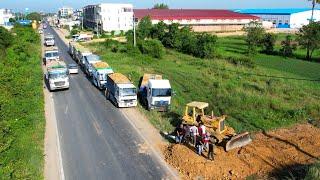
[182,101,252,151]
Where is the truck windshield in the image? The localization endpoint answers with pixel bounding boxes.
[45,38,54,41]
[45,52,59,57]
[49,71,68,79]
[152,88,172,97]
[120,88,136,97]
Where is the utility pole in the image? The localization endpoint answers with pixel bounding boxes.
[81,9,84,30]
[133,15,136,47]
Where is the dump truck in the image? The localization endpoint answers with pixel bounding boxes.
[139,74,172,111]
[84,54,101,76]
[45,60,69,91]
[44,34,55,46]
[44,47,59,63]
[92,62,114,89]
[182,101,252,151]
[105,73,137,108]
[71,43,92,65]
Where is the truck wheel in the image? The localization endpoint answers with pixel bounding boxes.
[105,90,109,100]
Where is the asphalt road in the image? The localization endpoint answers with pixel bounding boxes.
[44,26,170,180]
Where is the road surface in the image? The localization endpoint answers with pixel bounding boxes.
[44,26,173,180]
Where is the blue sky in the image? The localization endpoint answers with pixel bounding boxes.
[0,0,316,12]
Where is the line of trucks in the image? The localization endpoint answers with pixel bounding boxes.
[43,30,251,151]
[68,41,173,109]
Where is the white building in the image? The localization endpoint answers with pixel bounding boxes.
[58,6,74,18]
[0,9,13,27]
[235,9,320,29]
[83,3,133,33]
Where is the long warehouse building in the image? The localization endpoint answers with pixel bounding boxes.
[235,9,320,28]
[133,9,259,32]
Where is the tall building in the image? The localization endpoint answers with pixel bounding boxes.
[235,9,320,28]
[83,3,133,33]
[58,6,74,18]
[0,9,13,27]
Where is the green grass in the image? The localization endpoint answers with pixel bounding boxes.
[0,26,45,179]
[85,40,320,133]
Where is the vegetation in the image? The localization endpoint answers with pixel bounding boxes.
[85,37,320,133]
[243,21,266,55]
[305,161,320,180]
[0,25,44,179]
[26,12,42,22]
[296,21,320,60]
[138,39,165,59]
[153,3,169,9]
[128,18,218,59]
[280,35,297,57]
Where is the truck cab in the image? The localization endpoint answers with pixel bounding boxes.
[106,73,137,108]
[44,35,55,46]
[84,54,101,76]
[45,61,69,91]
[139,74,172,111]
[44,48,59,63]
[92,62,114,89]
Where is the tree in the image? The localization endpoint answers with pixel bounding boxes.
[243,21,266,55]
[262,33,277,54]
[162,23,181,48]
[194,33,217,58]
[151,21,167,40]
[0,26,13,50]
[9,18,16,23]
[309,0,320,21]
[137,16,153,40]
[280,35,297,57]
[153,3,169,9]
[26,12,42,22]
[138,39,165,59]
[296,21,320,60]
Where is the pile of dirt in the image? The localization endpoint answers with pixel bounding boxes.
[163,124,320,179]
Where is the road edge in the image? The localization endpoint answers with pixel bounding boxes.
[43,33,65,180]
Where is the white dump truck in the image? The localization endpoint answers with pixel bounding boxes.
[139,74,172,111]
[91,62,114,89]
[105,73,137,108]
[84,54,101,76]
[44,47,59,64]
[45,61,69,91]
[44,34,55,46]
[69,43,92,65]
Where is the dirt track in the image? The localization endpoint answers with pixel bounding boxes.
[163,123,320,179]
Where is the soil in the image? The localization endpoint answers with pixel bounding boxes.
[163,123,320,179]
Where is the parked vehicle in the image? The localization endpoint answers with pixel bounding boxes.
[139,74,172,111]
[44,34,55,46]
[91,62,114,89]
[84,54,101,76]
[73,33,92,42]
[45,61,69,91]
[68,63,79,74]
[44,47,59,63]
[105,73,137,108]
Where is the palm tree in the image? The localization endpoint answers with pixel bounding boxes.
[309,0,320,21]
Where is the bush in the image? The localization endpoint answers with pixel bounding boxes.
[224,55,255,68]
[280,35,297,57]
[262,33,277,55]
[138,39,165,59]
[305,161,320,180]
[103,39,120,49]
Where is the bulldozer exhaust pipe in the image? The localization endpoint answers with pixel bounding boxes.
[225,132,252,152]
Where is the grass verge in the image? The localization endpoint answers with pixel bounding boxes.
[0,26,45,179]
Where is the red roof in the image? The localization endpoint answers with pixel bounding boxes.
[134,9,259,20]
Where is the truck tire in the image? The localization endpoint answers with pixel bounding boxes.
[105,90,109,100]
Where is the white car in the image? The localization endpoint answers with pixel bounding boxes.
[68,64,79,74]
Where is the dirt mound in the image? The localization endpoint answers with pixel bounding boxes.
[163,124,320,179]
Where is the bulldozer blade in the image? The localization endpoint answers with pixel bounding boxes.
[225,132,252,152]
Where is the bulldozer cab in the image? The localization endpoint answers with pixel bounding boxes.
[182,101,227,134]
